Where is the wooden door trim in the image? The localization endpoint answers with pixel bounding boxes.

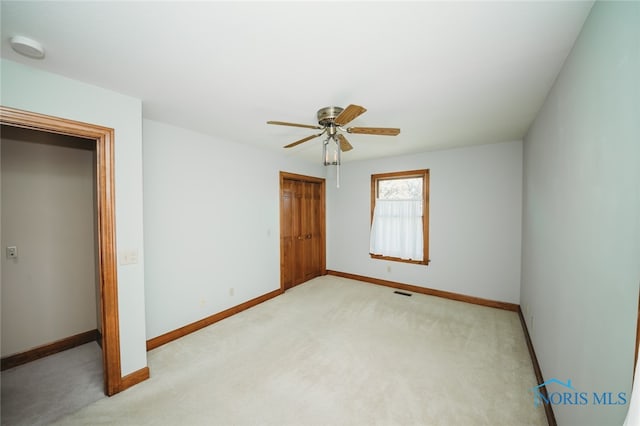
[1,106,122,396]
[279,172,326,291]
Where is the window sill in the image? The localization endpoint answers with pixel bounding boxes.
[370,254,429,265]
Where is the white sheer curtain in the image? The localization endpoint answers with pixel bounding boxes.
[369,199,423,260]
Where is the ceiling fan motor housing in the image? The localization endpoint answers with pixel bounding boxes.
[317,106,344,126]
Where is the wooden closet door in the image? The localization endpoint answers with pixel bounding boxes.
[302,181,323,281]
[280,174,325,290]
[281,179,295,289]
[293,180,307,285]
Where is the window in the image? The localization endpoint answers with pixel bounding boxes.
[370,169,429,265]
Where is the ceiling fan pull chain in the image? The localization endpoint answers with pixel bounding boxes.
[336,140,341,188]
[322,138,329,165]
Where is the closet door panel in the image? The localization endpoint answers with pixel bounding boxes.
[305,181,323,281]
[280,174,325,290]
[281,181,295,290]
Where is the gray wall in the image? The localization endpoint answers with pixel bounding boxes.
[1,128,97,357]
[327,140,523,304]
[142,119,324,339]
[521,2,640,425]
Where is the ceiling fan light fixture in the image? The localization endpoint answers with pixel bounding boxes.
[322,136,342,188]
[323,137,341,167]
[9,35,45,59]
[267,103,400,188]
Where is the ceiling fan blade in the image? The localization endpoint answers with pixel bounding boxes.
[336,134,353,152]
[347,127,400,136]
[284,133,323,148]
[334,104,367,126]
[267,120,322,130]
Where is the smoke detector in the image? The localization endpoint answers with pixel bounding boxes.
[10,35,45,59]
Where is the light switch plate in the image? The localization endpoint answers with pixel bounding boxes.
[6,246,17,259]
[119,249,138,265]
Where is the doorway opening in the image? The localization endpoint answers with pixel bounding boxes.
[0,106,121,395]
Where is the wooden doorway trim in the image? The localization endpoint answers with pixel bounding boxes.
[1,106,122,396]
[279,171,326,291]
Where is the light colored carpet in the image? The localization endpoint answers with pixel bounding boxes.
[1,341,104,426]
[52,275,546,425]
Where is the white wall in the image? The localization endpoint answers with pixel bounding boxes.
[521,2,640,425]
[327,140,523,304]
[1,130,97,356]
[0,59,147,376]
[142,119,323,339]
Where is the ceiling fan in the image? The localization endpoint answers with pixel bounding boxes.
[267,104,400,153]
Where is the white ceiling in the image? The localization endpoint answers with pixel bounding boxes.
[1,1,593,163]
